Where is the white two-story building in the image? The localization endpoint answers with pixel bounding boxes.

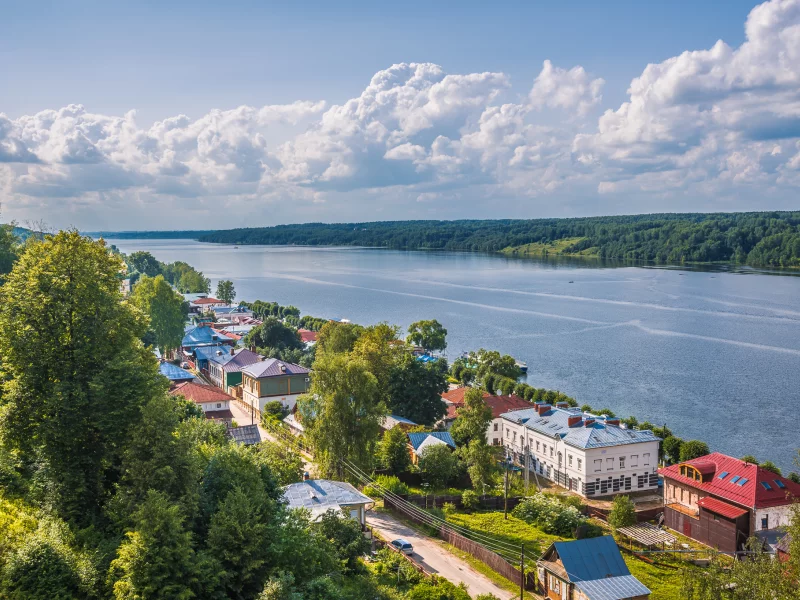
[499,402,661,498]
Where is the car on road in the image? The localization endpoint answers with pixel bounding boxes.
[390,539,413,555]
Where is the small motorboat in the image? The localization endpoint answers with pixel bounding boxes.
[515,360,528,373]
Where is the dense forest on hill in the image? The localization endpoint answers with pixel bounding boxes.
[196,212,800,267]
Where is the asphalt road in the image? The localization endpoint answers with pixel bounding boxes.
[367,510,514,599]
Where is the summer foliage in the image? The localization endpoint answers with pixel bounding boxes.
[198,212,800,267]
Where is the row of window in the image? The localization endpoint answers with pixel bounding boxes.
[593,454,650,472]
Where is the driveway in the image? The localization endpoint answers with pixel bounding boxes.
[367,510,515,599]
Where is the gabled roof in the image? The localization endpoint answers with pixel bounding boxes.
[158,362,195,382]
[298,329,319,343]
[192,297,223,305]
[227,424,262,445]
[170,381,234,404]
[441,387,488,405]
[659,452,800,509]
[697,496,748,519]
[282,480,373,518]
[501,406,660,450]
[484,394,530,418]
[182,325,234,347]
[213,305,252,315]
[407,431,456,452]
[539,536,650,599]
[382,414,417,429]
[195,345,233,363]
[241,358,310,379]
[199,348,263,372]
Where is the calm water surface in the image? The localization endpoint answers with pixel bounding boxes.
[109,239,800,472]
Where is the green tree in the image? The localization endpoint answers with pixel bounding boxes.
[407,319,447,352]
[741,455,759,464]
[298,353,384,478]
[377,426,412,474]
[261,400,289,423]
[245,317,302,353]
[257,573,302,600]
[316,322,364,355]
[472,349,521,381]
[418,444,459,489]
[759,460,782,475]
[0,231,164,523]
[252,441,304,485]
[131,274,187,354]
[350,323,402,402]
[387,353,449,425]
[127,251,162,277]
[460,439,497,492]
[679,440,710,462]
[177,269,210,294]
[216,280,236,305]
[0,223,19,282]
[662,436,683,464]
[450,388,492,447]
[108,490,197,600]
[608,495,636,532]
[316,510,371,573]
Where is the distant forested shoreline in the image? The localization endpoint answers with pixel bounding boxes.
[97,211,800,267]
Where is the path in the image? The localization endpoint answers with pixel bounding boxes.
[367,510,515,599]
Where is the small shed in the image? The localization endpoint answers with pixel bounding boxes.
[283,478,374,525]
[227,424,262,446]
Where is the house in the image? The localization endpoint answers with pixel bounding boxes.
[169,381,235,426]
[381,414,417,432]
[537,536,650,600]
[158,362,195,387]
[190,297,227,312]
[227,424,262,446]
[283,476,374,525]
[407,431,456,464]
[205,347,263,392]
[500,403,661,498]
[442,392,530,447]
[659,453,800,553]
[181,324,235,353]
[283,412,305,436]
[240,358,311,415]
[212,305,254,322]
[297,328,318,347]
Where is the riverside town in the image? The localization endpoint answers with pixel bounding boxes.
[0,223,798,600]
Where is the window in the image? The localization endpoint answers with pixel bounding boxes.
[731,475,741,484]
[493,423,498,431]
[619,457,625,469]
[536,441,540,452]
[569,455,573,467]
[594,459,602,473]
[506,430,510,438]
[606,457,614,470]
[577,458,582,470]
[216,403,221,409]
[718,471,729,480]
[760,481,772,490]
[550,446,553,457]
[762,516,769,529]
[643,453,650,466]
[737,478,748,487]
[630,455,638,467]
[775,480,786,489]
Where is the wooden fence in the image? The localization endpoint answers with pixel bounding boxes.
[384,495,536,590]
[587,505,662,523]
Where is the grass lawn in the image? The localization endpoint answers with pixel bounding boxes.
[445,510,564,558]
[501,237,599,257]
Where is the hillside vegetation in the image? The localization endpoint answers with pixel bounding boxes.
[196,212,800,267]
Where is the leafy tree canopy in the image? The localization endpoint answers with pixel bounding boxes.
[131,274,187,353]
[216,280,236,305]
[407,319,447,352]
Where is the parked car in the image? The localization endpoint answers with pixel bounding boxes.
[180,362,190,369]
[390,539,413,555]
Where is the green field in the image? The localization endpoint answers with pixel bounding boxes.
[500,237,599,257]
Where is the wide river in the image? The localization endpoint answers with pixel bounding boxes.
[109,238,800,472]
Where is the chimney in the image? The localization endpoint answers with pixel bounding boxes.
[303,471,310,481]
[279,363,286,372]
[606,418,620,427]
[537,404,551,415]
[568,415,583,427]
[230,348,235,356]
[583,418,595,427]
[216,350,223,356]
[556,402,569,409]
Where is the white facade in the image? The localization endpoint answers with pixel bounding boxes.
[754,504,796,532]
[242,387,304,414]
[198,399,230,413]
[500,405,660,498]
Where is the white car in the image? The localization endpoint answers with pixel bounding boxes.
[390,538,413,555]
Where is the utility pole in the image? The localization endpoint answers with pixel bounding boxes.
[504,452,509,520]
[524,444,530,496]
[520,542,525,600]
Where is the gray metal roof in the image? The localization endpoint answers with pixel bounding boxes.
[182,326,233,347]
[575,575,652,600]
[241,358,310,379]
[227,424,261,445]
[282,480,373,516]
[500,407,660,449]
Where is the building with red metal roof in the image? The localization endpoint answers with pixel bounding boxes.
[170,381,234,425]
[659,452,800,553]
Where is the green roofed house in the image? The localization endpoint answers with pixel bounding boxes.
[537,536,650,600]
[241,358,311,416]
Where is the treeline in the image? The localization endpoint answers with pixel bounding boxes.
[195,212,800,267]
[125,250,211,294]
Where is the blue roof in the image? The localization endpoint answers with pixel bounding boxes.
[194,346,232,363]
[407,431,456,451]
[182,326,233,348]
[213,306,252,315]
[575,575,651,600]
[390,414,416,425]
[500,407,660,450]
[550,536,631,581]
[159,362,194,381]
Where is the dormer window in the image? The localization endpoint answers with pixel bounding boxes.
[679,465,703,482]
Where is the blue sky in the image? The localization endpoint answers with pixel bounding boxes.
[2,0,799,230]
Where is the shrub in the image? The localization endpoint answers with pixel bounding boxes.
[442,502,457,516]
[461,490,480,512]
[512,493,587,537]
[363,475,409,499]
[608,495,636,532]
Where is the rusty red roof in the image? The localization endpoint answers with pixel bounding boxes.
[193,297,224,304]
[170,381,234,404]
[697,496,748,519]
[441,387,490,405]
[659,452,800,510]
[298,329,318,343]
[485,394,530,418]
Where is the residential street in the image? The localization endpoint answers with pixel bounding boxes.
[366,510,514,600]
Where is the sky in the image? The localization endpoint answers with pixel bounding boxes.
[2,0,799,230]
